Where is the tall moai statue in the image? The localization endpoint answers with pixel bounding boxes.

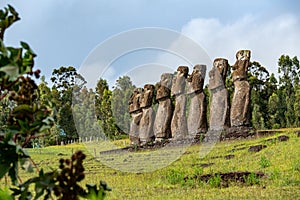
[139,84,155,145]
[230,50,251,127]
[171,66,189,139]
[187,64,207,137]
[154,73,173,142]
[208,58,230,131]
[128,88,143,145]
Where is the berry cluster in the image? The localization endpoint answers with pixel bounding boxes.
[53,151,86,199]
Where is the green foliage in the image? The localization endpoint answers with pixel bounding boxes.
[0,4,20,40]
[0,134,30,185]
[243,173,260,186]
[51,66,86,139]
[0,5,108,200]
[95,78,120,139]
[259,156,271,169]
[0,187,13,200]
[165,168,185,185]
[0,4,53,185]
[208,174,221,188]
[111,76,135,134]
[10,151,111,200]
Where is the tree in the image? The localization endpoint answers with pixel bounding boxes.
[0,3,53,185]
[51,66,86,140]
[0,5,109,199]
[277,55,300,127]
[95,78,119,139]
[111,76,135,134]
[248,61,273,129]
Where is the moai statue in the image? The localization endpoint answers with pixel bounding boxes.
[128,88,143,145]
[153,73,173,142]
[230,50,251,127]
[208,58,230,131]
[187,64,207,138]
[171,66,189,139]
[139,84,155,145]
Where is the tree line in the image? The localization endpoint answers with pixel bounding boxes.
[19,54,298,145]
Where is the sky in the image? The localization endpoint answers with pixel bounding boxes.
[1,0,299,88]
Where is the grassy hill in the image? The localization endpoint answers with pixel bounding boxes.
[2,130,300,199]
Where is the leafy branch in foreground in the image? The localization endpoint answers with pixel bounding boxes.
[10,151,111,200]
[0,4,110,200]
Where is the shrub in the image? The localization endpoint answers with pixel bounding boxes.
[243,173,260,186]
[165,168,185,185]
[208,174,221,188]
[259,156,271,168]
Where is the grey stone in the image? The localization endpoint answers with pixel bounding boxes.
[187,65,207,136]
[208,58,230,131]
[139,84,155,144]
[156,73,173,100]
[171,66,189,139]
[128,88,143,145]
[171,66,189,96]
[154,73,173,141]
[230,50,251,127]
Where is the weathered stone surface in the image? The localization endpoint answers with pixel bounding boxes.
[171,66,189,96]
[213,58,228,85]
[129,88,142,113]
[139,84,155,144]
[187,64,206,94]
[154,73,173,141]
[231,50,251,127]
[156,73,173,100]
[128,88,143,145]
[187,65,207,136]
[208,59,230,131]
[140,84,155,108]
[129,112,142,145]
[171,66,189,139]
[171,94,188,139]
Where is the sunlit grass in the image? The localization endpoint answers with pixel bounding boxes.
[1,130,299,199]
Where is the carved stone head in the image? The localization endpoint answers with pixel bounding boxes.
[236,50,251,61]
[140,84,155,108]
[156,73,173,100]
[208,64,224,91]
[232,50,251,81]
[187,64,206,94]
[171,66,189,96]
[129,88,142,113]
[213,58,228,84]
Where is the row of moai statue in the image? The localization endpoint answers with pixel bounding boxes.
[128,50,251,145]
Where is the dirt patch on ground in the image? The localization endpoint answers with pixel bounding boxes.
[185,171,265,186]
[248,144,267,152]
[192,163,214,168]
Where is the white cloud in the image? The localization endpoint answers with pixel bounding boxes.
[181,14,300,75]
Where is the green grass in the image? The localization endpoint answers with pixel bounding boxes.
[1,130,300,199]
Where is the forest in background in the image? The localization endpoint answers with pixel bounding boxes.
[2,54,299,146]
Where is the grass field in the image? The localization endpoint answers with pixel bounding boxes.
[1,130,300,199]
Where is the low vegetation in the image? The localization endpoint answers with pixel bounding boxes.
[1,130,298,199]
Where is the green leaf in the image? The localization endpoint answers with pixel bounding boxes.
[0,65,19,79]
[0,188,13,200]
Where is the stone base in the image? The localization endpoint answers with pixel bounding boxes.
[222,126,255,140]
[129,136,140,145]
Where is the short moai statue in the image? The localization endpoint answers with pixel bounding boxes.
[139,84,156,145]
[208,58,230,131]
[171,66,189,139]
[153,73,173,142]
[187,64,207,138]
[128,88,143,145]
[230,50,251,127]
